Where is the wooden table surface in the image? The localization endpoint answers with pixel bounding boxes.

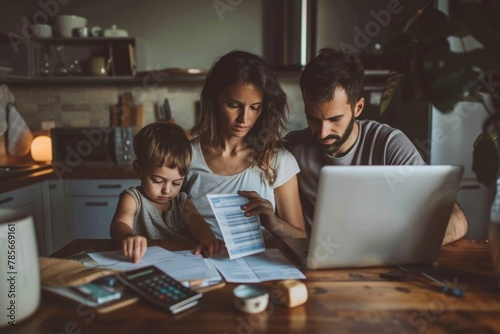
[6,239,500,334]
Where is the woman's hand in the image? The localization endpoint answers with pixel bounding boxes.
[122,235,147,263]
[239,180,307,239]
[238,190,276,228]
[194,238,226,257]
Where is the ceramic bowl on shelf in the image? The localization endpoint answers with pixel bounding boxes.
[53,15,87,37]
[34,24,52,38]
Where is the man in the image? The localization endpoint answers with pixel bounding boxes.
[284,48,468,245]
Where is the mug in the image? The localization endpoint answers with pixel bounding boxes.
[76,27,89,38]
[0,209,40,327]
[233,284,269,314]
[89,57,108,76]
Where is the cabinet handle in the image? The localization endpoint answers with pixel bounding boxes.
[460,185,481,190]
[0,197,13,205]
[97,184,122,189]
[85,202,109,207]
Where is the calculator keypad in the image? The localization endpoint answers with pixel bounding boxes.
[137,275,190,304]
[119,265,202,313]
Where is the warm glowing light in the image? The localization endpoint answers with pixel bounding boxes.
[30,135,52,162]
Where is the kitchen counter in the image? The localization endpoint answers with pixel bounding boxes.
[0,165,139,193]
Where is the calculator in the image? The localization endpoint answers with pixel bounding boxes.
[117,265,202,314]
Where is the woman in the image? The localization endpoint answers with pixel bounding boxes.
[183,50,306,240]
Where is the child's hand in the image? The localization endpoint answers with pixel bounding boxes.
[194,238,225,257]
[122,235,147,263]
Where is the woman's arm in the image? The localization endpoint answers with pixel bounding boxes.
[109,193,147,263]
[239,175,307,238]
[442,203,468,245]
[185,199,225,256]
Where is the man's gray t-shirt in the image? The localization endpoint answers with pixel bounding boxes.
[284,119,426,228]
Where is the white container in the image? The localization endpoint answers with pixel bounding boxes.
[33,24,52,38]
[103,25,128,37]
[0,209,40,327]
[54,15,87,37]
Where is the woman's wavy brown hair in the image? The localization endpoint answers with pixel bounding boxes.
[192,50,288,184]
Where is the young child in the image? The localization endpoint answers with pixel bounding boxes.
[110,121,224,263]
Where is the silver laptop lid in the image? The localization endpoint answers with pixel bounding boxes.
[305,165,463,269]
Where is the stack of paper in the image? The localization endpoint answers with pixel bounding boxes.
[87,246,223,289]
[87,246,306,285]
[209,249,306,283]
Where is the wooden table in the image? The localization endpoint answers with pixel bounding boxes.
[6,239,500,334]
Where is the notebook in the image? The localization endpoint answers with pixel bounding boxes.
[284,165,464,270]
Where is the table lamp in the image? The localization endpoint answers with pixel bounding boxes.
[30,135,52,162]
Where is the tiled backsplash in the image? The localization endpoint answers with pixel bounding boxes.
[8,78,307,133]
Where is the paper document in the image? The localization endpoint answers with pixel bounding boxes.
[207,193,265,259]
[87,246,222,284]
[209,248,306,283]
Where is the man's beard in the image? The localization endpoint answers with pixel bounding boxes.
[318,113,355,156]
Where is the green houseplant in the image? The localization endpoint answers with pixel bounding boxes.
[373,0,500,186]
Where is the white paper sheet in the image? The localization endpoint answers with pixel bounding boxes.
[87,246,222,284]
[209,248,306,283]
[207,193,265,259]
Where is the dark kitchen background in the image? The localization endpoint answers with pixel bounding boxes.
[0,0,494,240]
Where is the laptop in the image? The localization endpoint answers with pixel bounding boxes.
[285,165,464,270]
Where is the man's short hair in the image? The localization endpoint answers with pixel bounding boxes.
[300,48,365,106]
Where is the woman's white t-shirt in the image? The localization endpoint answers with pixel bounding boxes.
[183,138,300,239]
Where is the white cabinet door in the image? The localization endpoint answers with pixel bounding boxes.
[65,197,119,240]
[64,179,139,241]
[0,184,47,255]
[47,179,66,252]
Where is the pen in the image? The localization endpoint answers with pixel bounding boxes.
[397,266,465,298]
[420,271,465,298]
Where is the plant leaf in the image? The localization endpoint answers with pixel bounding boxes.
[472,132,500,186]
[456,1,500,57]
[419,47,500,112]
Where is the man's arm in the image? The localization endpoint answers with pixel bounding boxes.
[442,203,468,245]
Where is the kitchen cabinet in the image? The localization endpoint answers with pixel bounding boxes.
[0,33,136,81]
[45,179,66,253]
[64,179,139,241]
[0,183,48,256]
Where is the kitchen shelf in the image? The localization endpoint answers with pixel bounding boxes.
[30,37,135,44]
[0,33,136,78]
[0,72,208,85]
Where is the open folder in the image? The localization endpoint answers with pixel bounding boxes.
[39,257,139,314]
